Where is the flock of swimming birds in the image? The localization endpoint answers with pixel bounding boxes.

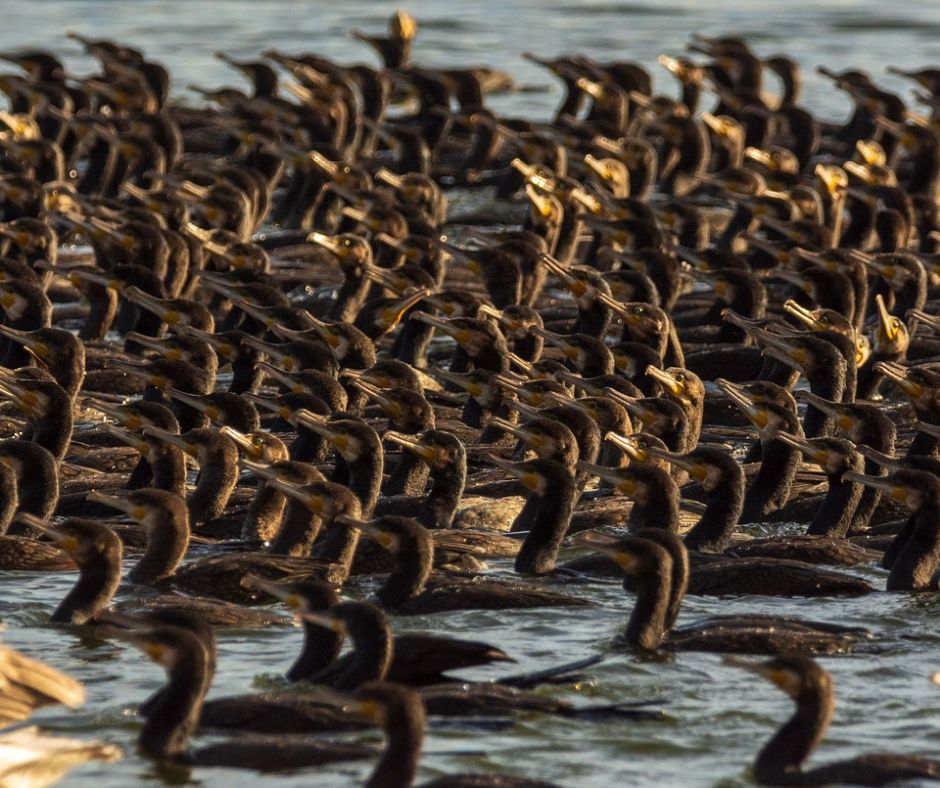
[4,8,940,786]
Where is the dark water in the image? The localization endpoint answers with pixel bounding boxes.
[4,1,940,786]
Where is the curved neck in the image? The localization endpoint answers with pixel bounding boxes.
[80,289,117,341]
[348,454,383,518]
[882,514,915,572]
[269,502,322,557]
[628,474,681,533]
[514,480,577,576]
[365,706,424,788]
[52,554,121,625]
[287,623,343,682]
[16,465,57,521]
[886,501,940,590]
[230,358,264,394]
[850,456,886,532]
[802,404,834,440]
[29,409,72,463]
[149,445,187,497]
[129,518,189,584]
[420,464,465,530]
[754,686,833,785]
[805,363,848,436]
[342,628,393,690]
[663,548,688,633]
[242,482,287,542]
[685,483,743,553]
[383,452,429,497]
[331,277,371,323]
[311,520,361,582]
[377,543,432,609]
[139,647,209,759]
[681,82,701,113]
[741,441,799,523]
[908,144,940,194]
[625,563,671,649]
[807,456,863,538]
[188,457,237,526]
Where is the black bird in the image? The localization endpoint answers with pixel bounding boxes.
[728,656,940,786]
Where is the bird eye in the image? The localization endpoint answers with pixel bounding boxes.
[674,373,685,382]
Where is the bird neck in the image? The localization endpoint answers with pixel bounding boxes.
[130,514,190,584]
[242,481,287,542]
[468,335,509,374]
[741,439,800,522]
[514,477,577,576]
[628,471,681,533]
[187,447,238,525]
[80,287,118,341]
[662,548,689,633]
[230,357,265,394]
[149,443,188,497]
[366,701,425,788]
[140,644,209,759]
[52,552,122,625]
[332,276,372,324]
[347,453,383,519]
[287,623,344,682]
[850,453,891,532]
[807,454,864,538]
[269,502,323,557]
[343,626,393,689]
[625,563,672,649]
[377,539,432,608]
[754,684,833,784]
[886,500,940,591]
[290,428,330,463]
[907,142,940,195]
[27,405,72,463]
[383,451,430,497]
[681,82,701,114]
[312,517,362,583]
[14,454,58,521]
[422,461,465,530]
[684,476,744,553]
[803,361,847,437]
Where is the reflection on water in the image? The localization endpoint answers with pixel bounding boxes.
[4,1,940,785]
